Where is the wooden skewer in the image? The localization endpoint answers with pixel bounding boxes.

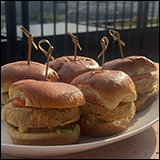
[67,31,82,61]
[38,39,54,81]
[109,29,125,59]
[98,36,109,71]
[20,26,38,65]
[38,39,54,60]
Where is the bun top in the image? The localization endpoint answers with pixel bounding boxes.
[71,70,137,109]
[48,56,100,83]
[9,79,86,109]
[1,61,59,93]
[102,56,157,77]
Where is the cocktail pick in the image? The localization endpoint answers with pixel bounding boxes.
[38,39,54,81]
[38,39,54,61]
[109,29,125,59]
[98,36,109,71]
[67,31,82,61]
[20,26,38,65]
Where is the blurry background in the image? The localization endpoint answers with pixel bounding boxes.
[1,1,159,66]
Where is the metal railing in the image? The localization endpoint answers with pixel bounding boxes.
[1,1,159,66]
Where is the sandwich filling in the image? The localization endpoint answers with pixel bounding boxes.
[7,123,76,134]
[131,73,159,111]
[1,91,9,109]
[131,73,157,94]
[79,101,136,126]
[134,84,159,109]
[1,98,81,134]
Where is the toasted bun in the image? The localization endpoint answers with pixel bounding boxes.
[6,123,81,145]
[48,56,100,83]
[1,61,59,93]
[9,79,86,109]
[102,56,157,77]
[78,102,136,136]
[135,84,159,112]
[71,70,137,109]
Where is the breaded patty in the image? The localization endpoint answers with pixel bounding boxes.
[80,101,136,123]
[133,74,157,94]
[1,102,81,129]
[1,92,9,109]
[134,84,159,112]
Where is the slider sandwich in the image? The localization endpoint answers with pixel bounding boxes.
[102,56,159,112]
[1,61,59,109]
[71,70,137,136]
[1,79,85,145]
[48,56,100,83]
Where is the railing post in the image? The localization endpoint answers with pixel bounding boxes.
[135,1,143,55]
[5,1,16,61]
[142,1,149,28]
[136,1,143,29]
[21,1,29,59]
[21,1,29,31]
[40,1,43,37]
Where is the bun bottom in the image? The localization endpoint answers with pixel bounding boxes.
[78,102,135,137]
[135,85,159,112]
[78,119,128,137]
[6,123,81,146]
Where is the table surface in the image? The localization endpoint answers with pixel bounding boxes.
[1,63,159,159]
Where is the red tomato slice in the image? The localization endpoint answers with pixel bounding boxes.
[86,98,99,105]
[131,73,151,81]
[12,98,26,107]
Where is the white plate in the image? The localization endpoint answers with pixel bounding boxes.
[1,83,159,158]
